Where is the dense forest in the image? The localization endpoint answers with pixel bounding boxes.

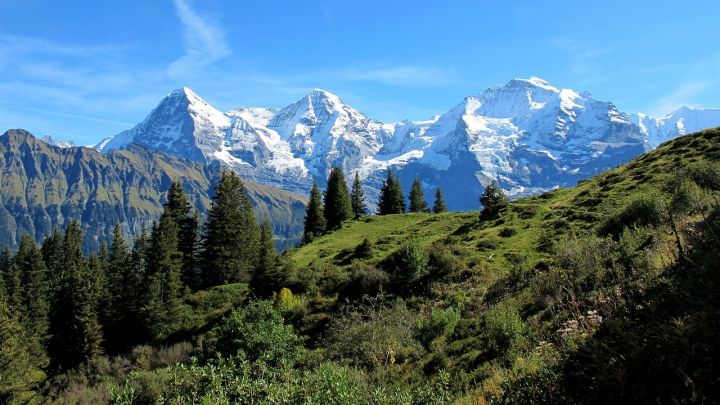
[2,129,720,404]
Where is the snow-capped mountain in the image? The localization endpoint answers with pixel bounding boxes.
[629,107,720,147]
[41,134,74,148]
[95,78,720,210]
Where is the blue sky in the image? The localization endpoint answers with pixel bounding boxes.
[1,0,719,145]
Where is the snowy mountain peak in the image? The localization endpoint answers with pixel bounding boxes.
[40,134,74,148]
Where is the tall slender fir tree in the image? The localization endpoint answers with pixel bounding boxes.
[433,188,448,213]
[408,178,428,213]
[302,181,326,244]
[378,169,406,215]
[251,220,281,297]
[351,172,366,218]
[323,167,353,230]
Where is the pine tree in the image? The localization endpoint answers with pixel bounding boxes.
[143,213,185,341]
[324,167,353,230]
[201,171,259,286]
[0,297,44,404]
[251,220,281,297]
[0,248,11,297]
[303,181,327,244]
[378,169,406,215]
[433,188,448,214]
[164,181,199,289]
[351,172,366,218]
[479,181,508,219]
[13,235,50,368]
[49,221,103,371]
[408,178,428,213]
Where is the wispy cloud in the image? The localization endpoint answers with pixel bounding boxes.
[167,0,231,79]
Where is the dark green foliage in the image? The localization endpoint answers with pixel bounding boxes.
[0,297,44,404]
[41,229,64,291]
[685,161,720,191]
[350,171,366,217]
[416,307,460,349]
[49,221,104,372]
[433,188,448,213]
[354,237,373,259]
[143,213,185,341]
[409,177,428,213]
[498,227,517,237]
[346,262,388,298]
[13,235,50,368]
[599,193,667,237]
[201,171,259,286]
[378,169,405,215]
[164,181,200,289]
[385,238,429,294]
[323,167,353,230]
[302,181,326,244]
[479,181,508,218]
[251,221,281,298]
[211,300,305,367]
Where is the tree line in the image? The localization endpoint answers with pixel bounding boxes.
[303,168,448,243]
[0,171,281,398]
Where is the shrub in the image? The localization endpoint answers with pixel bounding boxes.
[599,194,666,237]
[354,238,374,259]
[385,238,429,294]
[499,227,517,238]
[480,182,509,219]
[686,162,720,191]
[210,300,305,367]
[669,177,707,215]
[428,250,465,281]
[484,302,524,352]
[416,307,461,349]
[346,262,389,298]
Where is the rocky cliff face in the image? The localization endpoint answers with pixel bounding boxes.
[0,129,306,252]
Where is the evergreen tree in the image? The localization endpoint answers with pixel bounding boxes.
[164,181,199,289]
[378,169,406,215]
[0,297,44,404]
[432,188,448,214]
[143,213,185,341]
[105,224,134,351]
[13,235,50,368]
[351,172,367,218]
[323,167,353,230]
[201,171,259,286]
[303,181,326,244]
[49,221,103,371]
[408,178,428,213]
[251,220,281,297]
[479,181,508,218]
[0,248,11,297]
[41,229,64,291]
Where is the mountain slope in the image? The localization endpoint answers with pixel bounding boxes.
[94,79,720,211]
[0,129,307,251]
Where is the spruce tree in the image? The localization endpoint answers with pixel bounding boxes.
[104,224,138,351]
[324,167,353,230]
[433,188,448,213]
[479,181,508,218]
[0,297,44,404]
[378,169,406,215]
[143,213,185,341]
[201,171,259,286]
[351,171,366,218]
[41,229,64,291]
[408,178,428,213]
[251,220,281,297]
[13,235,50,368]
[164,181,199,289]
[302,181,327,244]
[49,221,103,371]
[0,248,11,297]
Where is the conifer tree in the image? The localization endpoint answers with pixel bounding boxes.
[201,171,259,286]
[351,171,366,218]
[105,224,134,351]
[41,229,64,291]
[164,181,199,289]
[143,213,185,341]
[251,220,281,297]
[378,169,406,215]
[433,188,448,214]
[303,181,326,244]
[13,235,50,368]
[0,297,44,404]
[49,221,103,371]
[324,167,353,230]
[408,178,428,213]
[479,181,508,218]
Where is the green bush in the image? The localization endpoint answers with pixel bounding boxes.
[210,300,305,367]
[599,194,666,237]
[484,302,524,352]
[354,238,374,259]
[499,227,517,238]
[385,238,429,294]
[686,162,720,191]
[416,307,461,349]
